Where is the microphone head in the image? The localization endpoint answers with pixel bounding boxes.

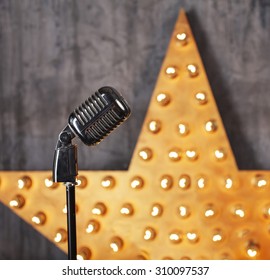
[68,86,131,146]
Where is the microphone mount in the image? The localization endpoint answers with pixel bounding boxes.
[53,126,77,184]
[53,126,78,260]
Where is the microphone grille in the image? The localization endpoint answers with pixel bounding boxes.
[85,107,124,145]
[68,87,131,146]
[73,91,108,126]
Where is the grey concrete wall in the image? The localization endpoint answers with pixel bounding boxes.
[0,0,269,259]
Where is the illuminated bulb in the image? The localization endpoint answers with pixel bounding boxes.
[225,177,233,189]
[187,64,199,77]
[186,231,199,243]
[160,175,173,190]
[138,147,153,161]
[253,174,268,188]
[151,203,163,217]
[120,203,134,216]
[110,237,124,252]
[233,205,245,218]
[130,176,144,189]
[205,209,215,217]
[168,148,182,161]
[86,219,100,234]
[197,176,206,189]
[165,66,178,78]
[186,149,198,161]
[178,174,191,190]
[257,179,267,188]
[54,229,67,243]
[17,176,32,190]
[101,176,115,189]
[246,241,260,258]
[212,229,223,242]
[77,247,92,260]
[62,204,78,214]
[9,195,25,209]
[205,119,218,133]
[214,148,226,161]
[178,123,189,136]
[62,205,67,213]
[143,227,156,241]
[76,176,87,188]
[31,212,46,225]
[263,204,270,219]
[169,230,183,244]
[247,248,258,258]
[92,202,107,216]
[178,205,190,218]
[44,177,58,189]
[148,120,161,133]
[195,92,208,105]
[156,93,171,106]
[213,234,222,242]
[175,32,188,45]
[204,204,216,218]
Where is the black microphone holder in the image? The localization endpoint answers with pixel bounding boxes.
[53,126,78,260]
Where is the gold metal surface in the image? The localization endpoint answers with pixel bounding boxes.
[0,9,270,259]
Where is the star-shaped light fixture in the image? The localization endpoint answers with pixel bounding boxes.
[0,10,269,260]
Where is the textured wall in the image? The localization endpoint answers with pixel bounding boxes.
[0,0,269,259]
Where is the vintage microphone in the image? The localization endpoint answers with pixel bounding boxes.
[53,86,131,260]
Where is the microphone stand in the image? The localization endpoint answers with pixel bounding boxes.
[51,86,131,260]
[53,126,78,260]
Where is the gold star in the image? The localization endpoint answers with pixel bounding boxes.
[0,9,269,260]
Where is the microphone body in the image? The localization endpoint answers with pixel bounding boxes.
[53,86,131,183]
[68,86,131,146]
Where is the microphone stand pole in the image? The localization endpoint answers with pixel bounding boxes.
[65,182,77,260]
[53,127,78,260]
